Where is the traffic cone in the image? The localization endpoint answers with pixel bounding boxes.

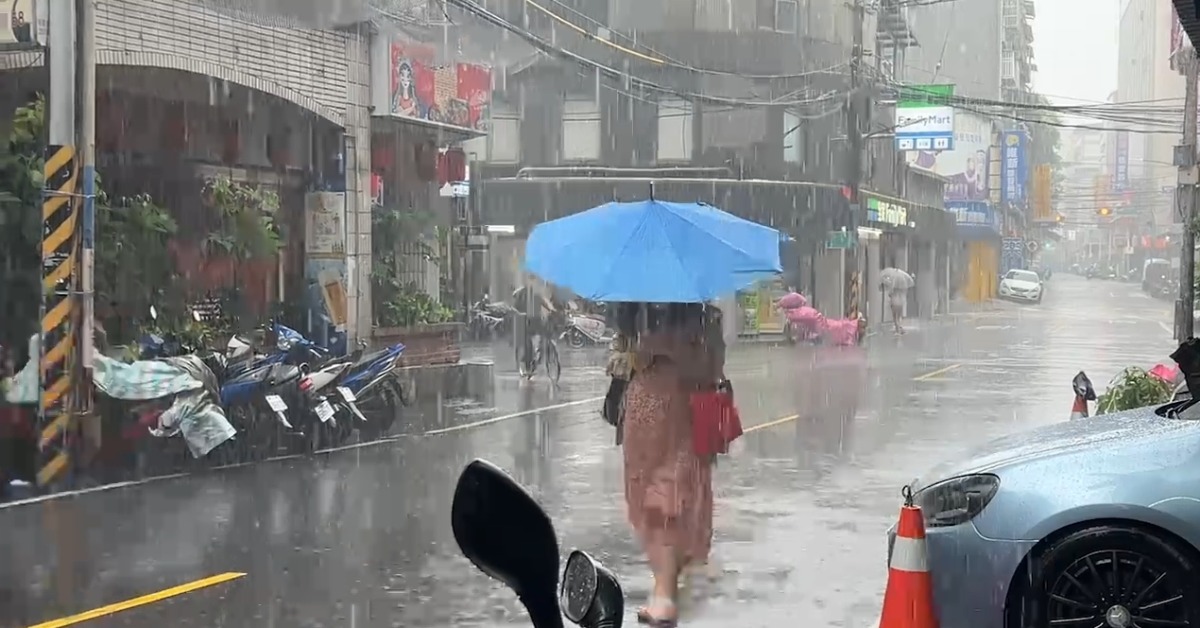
[880,499,938,628]
[1070,394,1089,420]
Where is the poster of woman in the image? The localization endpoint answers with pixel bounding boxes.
[391,60,420,117]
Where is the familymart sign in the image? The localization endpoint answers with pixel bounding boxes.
[894,84,955,152]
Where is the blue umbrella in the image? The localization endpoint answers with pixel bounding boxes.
[524,199,782,303]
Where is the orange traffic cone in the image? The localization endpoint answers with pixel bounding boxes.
[1069,394,1089,420]
[880,490,938,628]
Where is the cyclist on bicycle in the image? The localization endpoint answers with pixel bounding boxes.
[512,284,561,373]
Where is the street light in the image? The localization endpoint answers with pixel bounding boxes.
[1098,207,1112,217]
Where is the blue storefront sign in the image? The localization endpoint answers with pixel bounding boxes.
[947,201,999,236]
[1000,130,1028,204]
[1001,237,1025,273]
[1114,131,1129,191]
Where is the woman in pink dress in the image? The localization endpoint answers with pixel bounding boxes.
[620,303,725,626]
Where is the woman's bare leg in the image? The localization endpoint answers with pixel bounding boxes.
[639,543,681,624]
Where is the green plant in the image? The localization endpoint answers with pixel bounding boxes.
[0,95,47,350]
[202,176,281,260]
[379,283,454,327]
[371,205,446,325]
[1096,367,1173,414]
[96,192,179,342]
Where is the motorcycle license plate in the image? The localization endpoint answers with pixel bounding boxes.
[265,394,288,412]
[337,387,356,403]
[314,400,335,423]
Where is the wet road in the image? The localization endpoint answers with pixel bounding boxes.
[0,275,1177,628]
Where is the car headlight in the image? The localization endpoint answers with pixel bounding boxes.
[913,474,1000,528]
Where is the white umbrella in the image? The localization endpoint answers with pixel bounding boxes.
[880,267,914,291]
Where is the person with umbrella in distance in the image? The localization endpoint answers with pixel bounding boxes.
[880,267,915,335]
[524,198,781,626]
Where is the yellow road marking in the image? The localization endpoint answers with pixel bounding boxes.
[28,572,246,628]
[912,363,962,381]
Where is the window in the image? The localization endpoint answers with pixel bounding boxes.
[783,109,802,164]
[561,99,600,162]
[756,0,775,29]
[656,99,693,162]
[462,100,521,164]
[757,0,797,32]
[776,0,797,33]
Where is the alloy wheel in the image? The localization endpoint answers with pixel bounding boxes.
[1047,549,1188,627]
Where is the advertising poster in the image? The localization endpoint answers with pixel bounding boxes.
[907,112,990,202]
[947,200,999,236]
[304,192,346,256]
[1000,130,1029,204]
[754,279,787,334]
[738,291,759,335]
[390,41,492,132]
[1,0,35,45]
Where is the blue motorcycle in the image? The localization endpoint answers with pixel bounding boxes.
[137,310,303,463]
[225,325,405,441]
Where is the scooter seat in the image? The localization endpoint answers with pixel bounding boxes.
[267,363,302,386]
[357,347,394,367]
[226,364,274,386]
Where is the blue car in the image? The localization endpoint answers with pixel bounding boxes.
[893,401,1200,628]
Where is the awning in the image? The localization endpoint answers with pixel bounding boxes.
[370,114,486,144]
[1174,0,1200,51]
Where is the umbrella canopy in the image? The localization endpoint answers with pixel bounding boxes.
[524,199,782,303]
[880,267,914,291]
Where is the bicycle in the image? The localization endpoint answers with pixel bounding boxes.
[515,316,562,384]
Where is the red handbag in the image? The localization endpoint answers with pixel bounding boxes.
[690,388,743,456]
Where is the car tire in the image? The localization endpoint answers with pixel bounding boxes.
[1007,525,1200,628]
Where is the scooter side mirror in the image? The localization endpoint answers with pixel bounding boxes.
[451,459,563,628]
[560,550,623,628]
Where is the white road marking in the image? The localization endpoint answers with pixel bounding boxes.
[1160,321,1174,335]
[422,396,605,435]
[1,395,607,509]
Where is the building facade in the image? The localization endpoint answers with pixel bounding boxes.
[458,0,952,325]
[1119,0,1187,229]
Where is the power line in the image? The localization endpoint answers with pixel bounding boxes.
[444,0,854,108]
[521,0,851,79]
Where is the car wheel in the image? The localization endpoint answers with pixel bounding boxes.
[1008,525,1200,628]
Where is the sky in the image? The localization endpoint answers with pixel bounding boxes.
[1032,0,1119,104]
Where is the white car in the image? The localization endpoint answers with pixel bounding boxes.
[998,269,1043,303]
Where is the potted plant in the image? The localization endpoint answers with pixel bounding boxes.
[1096,367,1173,415]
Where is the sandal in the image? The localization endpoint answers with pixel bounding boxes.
[636,597,678,627]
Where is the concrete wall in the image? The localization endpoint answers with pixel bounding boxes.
[344,32,374,339]
[902,0,1003,100]
[96,0,352,125]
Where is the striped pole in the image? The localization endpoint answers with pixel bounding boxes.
[38,144,79,487]
[848,269,861,322]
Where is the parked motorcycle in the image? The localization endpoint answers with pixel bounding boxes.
[468,295,516,342]
[233,325,406,441]
[452,459,623,628]
[561,313,611,349]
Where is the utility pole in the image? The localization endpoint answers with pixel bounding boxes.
[1177,47,1198,341]
[76,0,98,457]
[845,0,865,320]
[37,0,78,488]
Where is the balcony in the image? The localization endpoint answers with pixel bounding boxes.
[1023,0,1035,18]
